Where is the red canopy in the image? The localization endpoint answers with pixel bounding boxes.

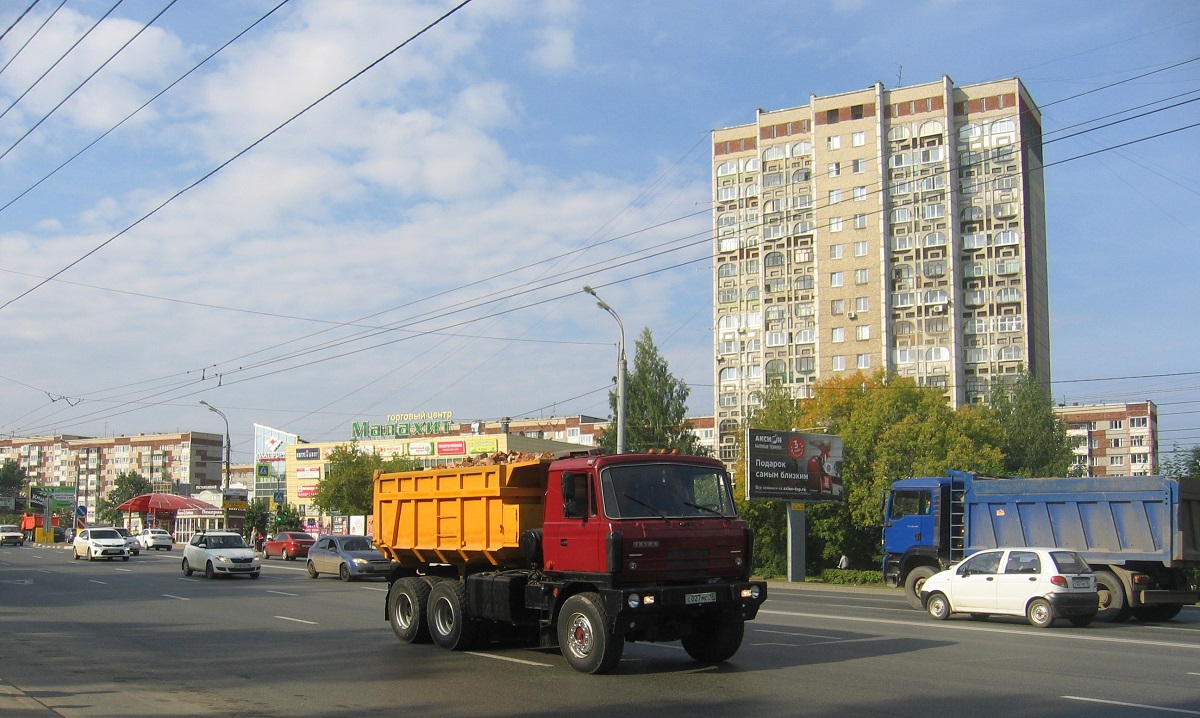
[115,493,217,513]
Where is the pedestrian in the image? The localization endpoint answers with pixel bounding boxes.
[837,553,851,570]
[254,530,264,553]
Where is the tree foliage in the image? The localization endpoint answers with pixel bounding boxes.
[0,459,27,497]
[273,503,302,532]
[1162,443,1200,478]
[312,442,419,516]
[245,498,272,539]
[734,373,1005,576]
[597,327,704,455]
[96,471,153,526]
[987,372,1080,477]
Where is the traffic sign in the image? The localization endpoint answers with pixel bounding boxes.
[76,505,86,517]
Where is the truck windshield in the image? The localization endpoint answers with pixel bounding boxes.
[600,463,737,519]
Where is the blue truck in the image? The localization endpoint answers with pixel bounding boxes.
[882,471,1200,621]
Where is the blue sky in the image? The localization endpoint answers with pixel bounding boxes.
[0,0,1197,463]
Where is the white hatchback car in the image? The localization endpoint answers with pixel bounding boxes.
[72,528,130,562]
[138,528,174,551]
[0,524,24,546]
[182,531,260,579]
[921,547,1099,628]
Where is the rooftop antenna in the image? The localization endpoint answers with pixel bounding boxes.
[896,64,904,87]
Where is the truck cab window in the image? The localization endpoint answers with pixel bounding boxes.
[561,472,593,519]
[889,489,931,519]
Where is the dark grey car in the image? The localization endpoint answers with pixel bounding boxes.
[306,535,396,581]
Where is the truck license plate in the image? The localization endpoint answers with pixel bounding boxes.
[686,591,717,605]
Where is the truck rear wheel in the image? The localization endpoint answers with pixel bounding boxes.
[558,592,623,674]
[681,612,744,663]
[389,577,432,644]
[1132,604,1183,622]
[1094,570,1130,622]
[427,580,478,651]
[904,565,937,610]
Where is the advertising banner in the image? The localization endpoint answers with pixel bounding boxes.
[296,447,321,461]
[296,485,318,499]
[437,440,466,456]
[745,429,844,502]
[295,466,320,479]
[407,442,433,456]
[466,438,498,455]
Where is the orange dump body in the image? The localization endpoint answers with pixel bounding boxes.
[373,460,549,571]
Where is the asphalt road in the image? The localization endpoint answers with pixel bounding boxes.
[2,544,1198,717]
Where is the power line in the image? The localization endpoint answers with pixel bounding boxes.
[0,0,39,45]
[0,0,68,79]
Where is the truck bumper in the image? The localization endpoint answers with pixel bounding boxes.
[1137,589,1200,605]
[602,581,768,634]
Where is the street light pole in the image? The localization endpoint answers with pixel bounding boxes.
[582,286,626,454]
[199,400,230,492]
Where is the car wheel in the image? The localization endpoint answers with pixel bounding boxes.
[72,548,80,560]
[182,558,193,576]
[205,561,216,580]
[1068,613,1096,627]
[250,572,261,579]
[1027,598,1055,628]
[307,561,319,579]
[283,549,292,561]
[122,556,129,562]
[905,566,937,610]
[339,563,352,582]
[926,592,951,621]
[88,551,95,562]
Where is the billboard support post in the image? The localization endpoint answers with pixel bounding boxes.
[787,504,806,582]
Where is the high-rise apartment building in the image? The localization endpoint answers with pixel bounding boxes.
[711,76,1049,460]
[1055,402,1159,477]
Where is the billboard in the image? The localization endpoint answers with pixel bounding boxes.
[745,429,844,502]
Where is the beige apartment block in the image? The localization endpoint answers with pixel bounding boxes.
[1055,402,1159,477]
[711,76,1049,460]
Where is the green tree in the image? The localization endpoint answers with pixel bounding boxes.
[273,503,302,531]
[95,471,153,526]
[597,327,705,455]
[0,459,27,498]
[245,498,272,540]
[312,442,418,516]
[734,372,1005,576]
[1162,443,1200,478]
[987,372,1080,477]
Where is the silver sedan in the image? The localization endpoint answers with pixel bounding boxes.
[306,535,396,581]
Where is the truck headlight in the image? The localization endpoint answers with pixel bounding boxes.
[741,585,762,600]
[627,594,641,608]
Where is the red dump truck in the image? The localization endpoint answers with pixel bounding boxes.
[373,451,767,674]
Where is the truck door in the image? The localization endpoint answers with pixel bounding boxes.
[541,471,606,574]
[883,488,935,556]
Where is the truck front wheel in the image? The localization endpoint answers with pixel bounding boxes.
[558,592,624,674]
[427,580,478,651]
[389,577,432,644]
[904,565,937,610]
[681,612,744,663]
[1094,570,1130,622]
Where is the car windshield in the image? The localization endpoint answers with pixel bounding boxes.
[0,525,18,532]
[90,529,119,539]
[115,528,131,536]
[1051,551,1092,574]
[342,538,373,551]
[208,535,247,549]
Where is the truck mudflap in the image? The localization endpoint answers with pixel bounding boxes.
[599,581,767,633]
[1137,589,1200,606]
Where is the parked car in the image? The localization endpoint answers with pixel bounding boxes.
[263,531,315,561]
[72,528,130,562]
[138,528,174,550]
[306,534,397,581]
[0,524,24,546]
[113,527,141,556]
[182,531,260,579]
[920,547,1099,628]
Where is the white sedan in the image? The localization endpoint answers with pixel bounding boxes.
[72,528,130,562]
[182,531,260,579]
[138,528,174,550]
[920,547,1098,627]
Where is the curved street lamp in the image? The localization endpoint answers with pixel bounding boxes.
[582,286,626,454]
[198,400,230,492]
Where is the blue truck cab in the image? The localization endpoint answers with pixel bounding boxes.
[883,471,1200,622]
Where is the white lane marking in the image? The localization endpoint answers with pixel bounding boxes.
[88,580,107,585]
[267,590,298,597]
[759,609,1200,650]
[36,569,51,573]
[275,616,317,625]
[115,568,132,572]
[464,652,552,667]
[1063,696,1200,714]
[756,628,843,640]
[361,586,388,592]
[1188,672,1200,676]
[162,594,190,601]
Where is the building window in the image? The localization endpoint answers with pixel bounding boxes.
[893,292,915,307]
[856,325,870,341]
[717,288,738,303]
[854,240,868,257]
[1110,456,1125,466]
[923,232,947,247]
[891,235,914,251]
[893,348,917,364]
[920,203,945,220]
[852,158,867,173]
[854,268,869,284]
[763,146,786,161]
[830,216,844,232]
[718,262,738,278]
[923,260,946,278]
[716,161,739,176]
[924,289,948,304]
[855,296,869,312]
[719,393,738,407]
[793,169,812,183]
[766,331,788,347]
[857,353,871,369]
[832,355,846,371]
[719,367,740,383]
[925,347,950,362]
[995,230,1020,246]
[719,340,737,354]
[1131,417,1148,428]
[920,146,945,163]
[890,207,912,223]
[998,345,1023,361]
[795,275,814,291]
[830,244,844,259]
[854,213,868,229]
[793,140,812,155]
[830,272,844,287]
[717,186,738,201]
[831,299,845,314]
[765,251,785,267]
[1109,438,1123,448]
[796,329,815,343]
[1110,419,1124,430]
[829,189,843,204]
[853,186,867,201]
[832,327,845,343]
[852,131,866,146]
[796,357,815,373]
[1131,453,1149,464]
[827,135,841,150]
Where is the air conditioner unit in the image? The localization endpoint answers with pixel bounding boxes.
[931,305,946,314]
[847,312,858,320]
